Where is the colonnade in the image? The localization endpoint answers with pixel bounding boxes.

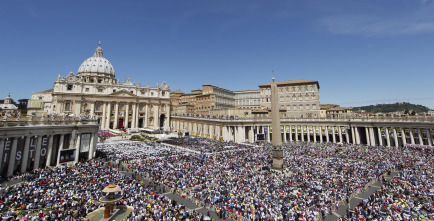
[170,117,434,147]
[57,99,171,131]
[0,130,98,178]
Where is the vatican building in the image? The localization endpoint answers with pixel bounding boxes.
[25,43,434,148]
[28,43,171,131]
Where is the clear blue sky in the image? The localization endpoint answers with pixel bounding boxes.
[1,0,434,109]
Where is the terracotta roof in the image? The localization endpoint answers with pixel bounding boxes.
[171,90,184,94]
[259,79,319,87]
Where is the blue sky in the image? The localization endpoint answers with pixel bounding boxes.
[1,0,434,109]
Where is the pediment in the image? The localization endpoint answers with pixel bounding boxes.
[109,90,137,97]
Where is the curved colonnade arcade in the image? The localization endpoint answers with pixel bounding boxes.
[0,117,99,178]
[171,114,434,147]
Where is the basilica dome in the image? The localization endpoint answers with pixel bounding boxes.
[77,42,115,77]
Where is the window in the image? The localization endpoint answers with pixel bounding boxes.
[98,89,103,93]
[85,88,89,92]
[162,91,165,96]
[67,85,73,90]
[96,104,101,111]
[65,102,71,111]
[113,89,116,93]
[39,96,43,100]
[151,92,154,96]
[98,79,102,83]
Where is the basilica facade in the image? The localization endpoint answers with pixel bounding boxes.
[29,43,171,131]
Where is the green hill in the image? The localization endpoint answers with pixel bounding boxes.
[352,102,431,114]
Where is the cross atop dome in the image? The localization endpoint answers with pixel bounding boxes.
[94,41,104,57]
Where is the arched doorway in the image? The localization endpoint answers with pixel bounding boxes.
[159,114,165,130]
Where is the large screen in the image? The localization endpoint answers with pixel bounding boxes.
[59,149,76,163]
[256,134,265,141]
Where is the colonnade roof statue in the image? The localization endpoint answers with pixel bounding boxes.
[77,41,115,77]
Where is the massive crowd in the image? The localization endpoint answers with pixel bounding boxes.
[162,137,250,153]
[0,137,432,220]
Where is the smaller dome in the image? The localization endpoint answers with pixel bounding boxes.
[77,42,115,76]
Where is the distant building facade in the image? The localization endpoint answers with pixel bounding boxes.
[234,89,261,110]
[259,80,321,118]
[179,85,235,114]
[28,43,171,130]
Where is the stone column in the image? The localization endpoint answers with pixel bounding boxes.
[153,105,159,129]
[142,104,147,128]
[426,129,432,146]
[365,127,370,146]
[89,132,97,159]
[385,128,391,147]
[355,127,360,145]
[338,126,343,143]
[377,128,383,146]
[21,136,31,173]
[125,103,130,129]
[295,126,299,142]
[289,125,293,142]
[300,125,304,142]
[345,127,350,144]
[409,128,415,145]
[106,102,112,129]
[114,102,119,129]
[306,126,310,142]
[74,132,81,164]
[222,126,228,141]
[369,127,376,146]
[33,136,43,170]
[401,128,407,147]
[90,101,95,116]
[267,126,271,143]
[131,103,137,128]
[313,126,317,143]
[325,126,329,143]
[417,128,423,145]
[332,126,336,144]
[101,102,107,129]
[249,126,254,143]
[135,104,140,128]
[7,138,18,177]
[351,127,356,145]
[45,135,54,167]
[283,126,287,143]
[164,104,171,130]
[319,126,323,143]
[392,128,399,147]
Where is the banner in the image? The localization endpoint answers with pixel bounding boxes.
[80,133,91,153]
[27,137,37,169]
[2,139,13,173]
[39,135,49,168]
[15,138,25,169]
